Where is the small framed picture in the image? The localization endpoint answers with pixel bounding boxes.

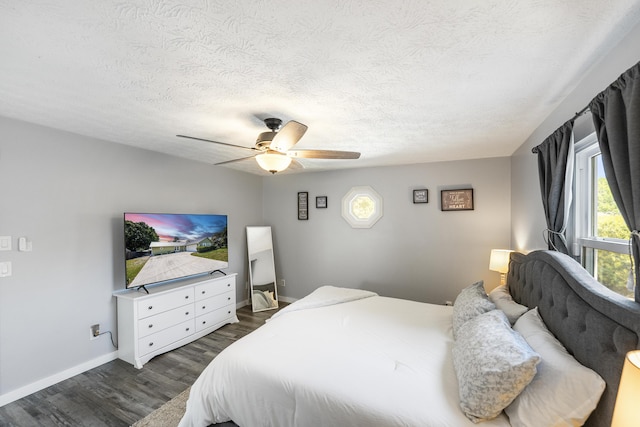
[316,196,328,209]
[413,189,428,204]
[298,192,308,220]
[441,189,474,211]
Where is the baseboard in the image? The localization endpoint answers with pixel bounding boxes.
[0,351,118,407]
[278,295,298,304]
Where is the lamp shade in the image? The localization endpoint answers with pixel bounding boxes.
[255,152,292,174]
[612,350,640,426]
[489,249,513,273]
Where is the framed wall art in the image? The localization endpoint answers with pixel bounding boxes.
[413,189,428,204]
[441,189,474,211]
[316,196,328,209]
[298,192,309,220]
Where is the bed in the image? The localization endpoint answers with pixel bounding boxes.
[179,250,640,427]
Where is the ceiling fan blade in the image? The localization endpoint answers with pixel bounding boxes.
[270,121,308,153]
[289,158,305,170]
[287,149,361,159]
[177,134,259,153]
[214,155,257,166]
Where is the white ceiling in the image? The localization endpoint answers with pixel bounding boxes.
[1,1,640,175]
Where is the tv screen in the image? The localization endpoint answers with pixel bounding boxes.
[124,213,228,289]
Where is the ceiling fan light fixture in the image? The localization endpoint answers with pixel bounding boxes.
[255,152,292,174]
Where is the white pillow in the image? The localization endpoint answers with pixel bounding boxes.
[452,280,495,339]
[489,285,528,325]
[506,308,606,427]
[452,310,540,423]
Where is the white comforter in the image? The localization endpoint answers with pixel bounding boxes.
[179,286,511,427]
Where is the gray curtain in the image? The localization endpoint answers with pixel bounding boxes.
[533,120,575,255]
[589,61,640,302]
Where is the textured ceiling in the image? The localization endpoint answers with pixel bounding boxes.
[1,1,640,175]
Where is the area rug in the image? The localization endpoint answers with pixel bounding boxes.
[131,388,238,427]
[131,387,190,427]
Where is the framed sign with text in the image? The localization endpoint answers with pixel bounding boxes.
[413,189,428,204]
[298,192,309,220]
[441,189,474,211]
[316,196,328,209]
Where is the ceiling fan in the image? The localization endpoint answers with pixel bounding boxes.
[177,118,361,174]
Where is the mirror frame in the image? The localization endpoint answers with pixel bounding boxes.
[246,226,279,312]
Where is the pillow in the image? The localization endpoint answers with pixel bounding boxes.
[452,281,495,338]
[488,285,528,325]
[506,308,606,427]
[452,310,540,423]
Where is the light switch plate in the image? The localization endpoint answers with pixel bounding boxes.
[0,261,11,277]
[0,236,11,251]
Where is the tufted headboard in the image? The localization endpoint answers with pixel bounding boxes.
[507,250,640,427]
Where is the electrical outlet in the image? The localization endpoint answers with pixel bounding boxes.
[279,279,285,287]
[90,324,100,340]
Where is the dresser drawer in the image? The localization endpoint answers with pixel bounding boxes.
[196,304,235,332]
[195,291,235,316]
[195,277,234,301]
[138,305,195,338]
[137,288,194,319]
[138,319,195,356]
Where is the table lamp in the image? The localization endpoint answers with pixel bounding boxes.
[612,350,640,426]
[489,249,513,286]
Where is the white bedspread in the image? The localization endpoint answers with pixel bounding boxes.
[179,286,511,427]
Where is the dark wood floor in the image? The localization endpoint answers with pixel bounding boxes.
[0,304,281,427]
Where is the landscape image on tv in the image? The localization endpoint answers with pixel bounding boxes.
[124,213,228,289]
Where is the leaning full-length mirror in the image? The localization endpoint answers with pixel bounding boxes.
[247,226,279,312]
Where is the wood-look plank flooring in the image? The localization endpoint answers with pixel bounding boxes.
[0,304,283,427]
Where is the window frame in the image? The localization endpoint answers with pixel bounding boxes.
[574,132,629,264]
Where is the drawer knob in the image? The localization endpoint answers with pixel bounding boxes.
[227,310,231,314]
[202,321,206,325]
[185,311,189,315]
[185,295,189,299]
[149,342,154,347]
[227,297,231,301]
[186,327,190,332]
[202,290,206,294]
[148,306,153,310]
[227,283,230,287]
[148,324,153,329]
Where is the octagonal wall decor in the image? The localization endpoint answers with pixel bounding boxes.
[341,186,383,228]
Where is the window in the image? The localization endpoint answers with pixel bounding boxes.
[574,133,633,298]
[341,186,383,229]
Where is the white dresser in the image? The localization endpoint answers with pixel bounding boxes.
[113,273,238,368]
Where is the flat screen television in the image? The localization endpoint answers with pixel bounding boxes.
[124,213,228,290]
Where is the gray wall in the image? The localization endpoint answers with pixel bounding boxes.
[0,116,262,396]
[510,22,640,252]
[263,158,512,305]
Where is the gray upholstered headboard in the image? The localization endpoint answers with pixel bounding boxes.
[507,250,640,427]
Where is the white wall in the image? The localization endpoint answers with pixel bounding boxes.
[510,21,640,253]
[0,117,263,398]
[263,158,511,305]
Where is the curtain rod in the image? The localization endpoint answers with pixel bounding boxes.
[531,105,591,153]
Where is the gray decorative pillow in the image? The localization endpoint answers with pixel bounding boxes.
[452,310,541,423]
[489,285,528,325]
[452,281,495,339]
